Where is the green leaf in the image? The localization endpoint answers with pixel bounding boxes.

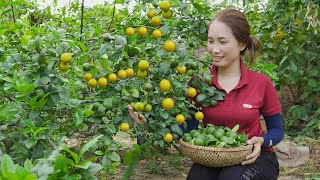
[196,94,206,102]
[74,160,91,169]
[79,135,103,158]
[292,45,302,54]
[108,152,121,162]
[1,154,17,176]
[34,36,41,53]
[62,145,79,164]
[231,124,240,132]
[160,111,169,119]
[75,107,84,126]
[121,86,130,96]
[24,159,33,172]
[171,124,183,136]
[130,87,139,98]
[307,79,317,88]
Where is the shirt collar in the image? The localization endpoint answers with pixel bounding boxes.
[210,59,249,90]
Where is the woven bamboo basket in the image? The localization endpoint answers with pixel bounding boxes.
[179,138,253,167]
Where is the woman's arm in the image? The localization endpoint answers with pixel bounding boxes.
[262,113,284,148]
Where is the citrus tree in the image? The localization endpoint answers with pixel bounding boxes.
[1,0,318,178]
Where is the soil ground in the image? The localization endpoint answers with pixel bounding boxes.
[102,132,320,180]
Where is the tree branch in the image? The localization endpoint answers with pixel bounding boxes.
[80,0,85,42]
[108,0,116,30]
[10,5,16,23]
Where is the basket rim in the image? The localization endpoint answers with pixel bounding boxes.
[179,138,253,152]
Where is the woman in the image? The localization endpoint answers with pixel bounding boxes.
[128,8,284,180]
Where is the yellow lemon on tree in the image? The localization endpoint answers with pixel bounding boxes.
[162,97,174,110]
[97,77,108,87]
[58,63,70,72]
[163,40,176,52]
[138,26,148,36]
[60,53,72,63]
[134,102,145,112]
[120,122,130,132]
[175,114,185,125]
[163,133,173,143]
[152,29,162,38]
[162,9,173,19]
[195,111,204,121]
[117,69,127,79]
[136,69,147,79]
[125,68,134,77]
[151,16,161,26]
[159,79,171,92]
[88,79,97,88]
[159,1,170,11]
[84,73,92,81]
[125,27,135,36]
[108,73,117,82]
[144,104,152,112]
[187,87,197,97]
[147,9,156,19]
[138,60,150,71]
[176,65,187,74]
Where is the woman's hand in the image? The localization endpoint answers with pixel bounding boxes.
[128,105,147,125]
[241,136,264,165]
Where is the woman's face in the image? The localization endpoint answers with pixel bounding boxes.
[207,20,245,68]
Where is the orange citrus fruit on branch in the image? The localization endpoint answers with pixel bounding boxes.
[97,77,108,87]
[138,60,150,70]
[138,26,147,36]
[144,104,152,112]
[136,69,147,79]
[152,29,162,38]
[147,9,156,19]
[159,1,171,12]
[162,10,173,19]
[163,40,176,52]
[187,87,197,97]
[175,114,185,125]
[125,27,135,36]
[125,68,134,77]
[120,122,130,132]
[58,63,70,72]
[134,102,145,112]
[117,69,127,79]
[163,133,173,143]
[162,97,174,110]
[176,65,187,74]
[84,73,93,81]
[159,79,171,92]
[151,16,161,26]
[60,53,72,63]
[108,73,117,82]
[195,111,204,120]
[88,79,97,88]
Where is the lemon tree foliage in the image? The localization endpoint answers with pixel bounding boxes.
[0,0,319,178]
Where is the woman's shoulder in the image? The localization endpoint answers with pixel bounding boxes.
[246,69,273,84]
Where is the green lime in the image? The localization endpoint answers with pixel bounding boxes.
[226,131,237,138]
[82,63,90,71]
[190,62,199,70]
[173,134,180,140]
[204,75,212,84]
[193,137,205,146]
[210,99,217,106]
[214,128,225,140]
[152,141,159,148]
[237,133,248,144]
[144,83,153,92]
[190,130,201,138]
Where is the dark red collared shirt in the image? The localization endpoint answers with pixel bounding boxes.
[201,60,282,151]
